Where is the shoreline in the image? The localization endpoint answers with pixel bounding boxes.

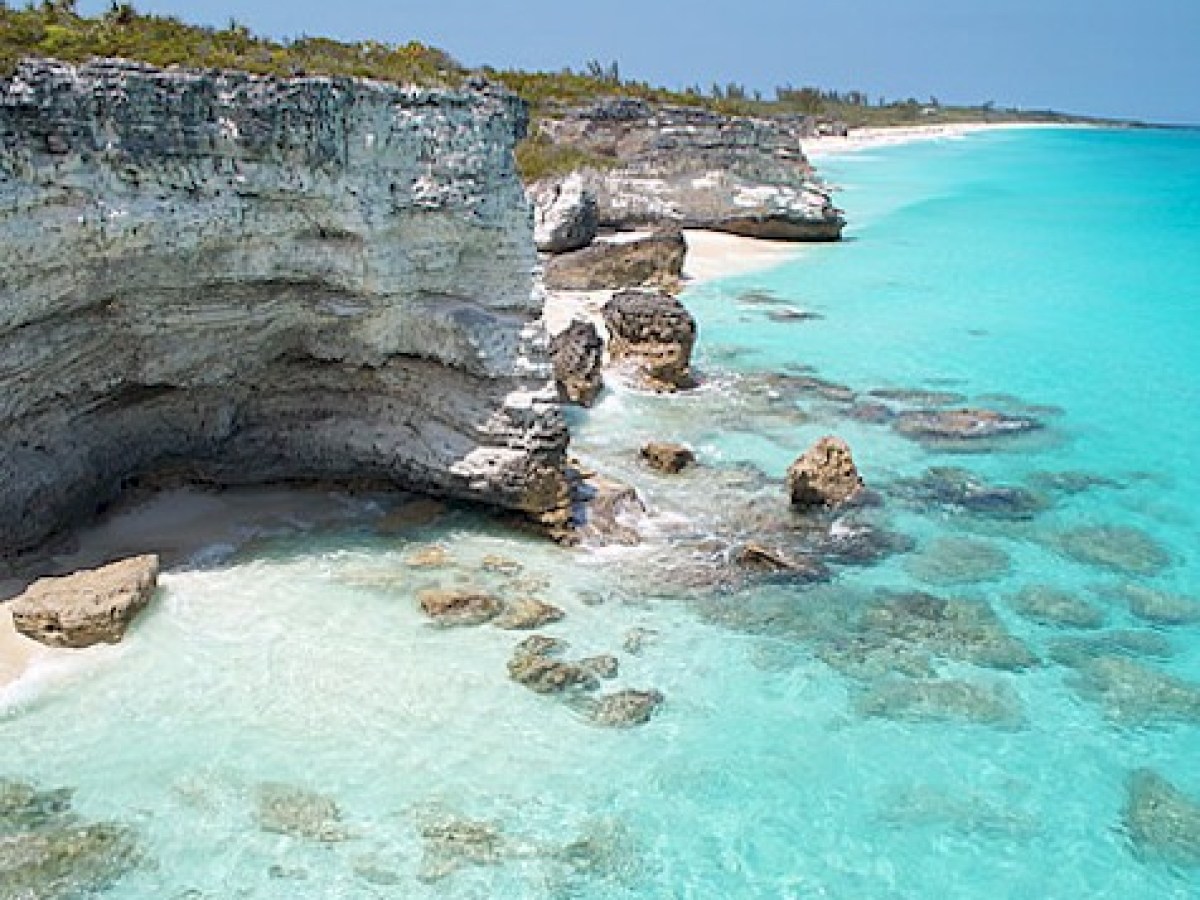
[803,121,1081,158]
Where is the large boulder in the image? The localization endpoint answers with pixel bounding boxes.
[529,173,598,253]
[786,436,863,509]
[602,289,696,391]
[549,319,604,406]
[543,228,686,291]
[9,555,159,648]
[640,441,695,474]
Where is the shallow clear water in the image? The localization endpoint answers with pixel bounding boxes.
[4,127,1200,898]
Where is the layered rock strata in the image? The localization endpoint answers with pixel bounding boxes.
[0,58,570,557]
[543,227,686,291]
[533,99,844,240]
[602,289,697,391]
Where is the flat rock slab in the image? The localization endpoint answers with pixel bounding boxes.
[9,555,159,648]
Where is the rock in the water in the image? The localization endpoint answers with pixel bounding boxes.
[1115,584,1200,626]
[1048,525,1172,576]
[255,782,347,842]
[417,588,502,627]
[622,628,659,655]
[493,597,565,630]
[1069,656,1200,726]
[905,537,1012,586]
[405,544,454,569]
[544,228,686,291]
[1047,630,1175,668]
[735,542,830,582]
[602,289,697,391]
[857,678,1025,727]
[893,408,1042,444]
[861,591,1037,671]
[10,555,159,648]
[588,689,665,727]
[786,436,863,510]
[479,554,523,575]
[550,319,605,406]
[514,634,569,658]
[888,467,1049,520]
[579,654,620,680]
[1008,585,1104,629]
[1124,769,1200,866]
[417,813,504,883]
[560,471,646,547]
[0,58,571,555]
[867,388,967,407]
[507,644,598,694]
[640,442,696,474]
[529,173,598,253]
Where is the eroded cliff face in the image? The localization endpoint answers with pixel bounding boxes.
[0,57,569,557]
[536,99,844,240]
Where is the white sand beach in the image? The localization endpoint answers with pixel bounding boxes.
[804,122,1077,158]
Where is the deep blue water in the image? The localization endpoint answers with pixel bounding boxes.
[3,126,1200,898]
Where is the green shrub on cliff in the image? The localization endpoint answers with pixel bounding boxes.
[514,126,618,182]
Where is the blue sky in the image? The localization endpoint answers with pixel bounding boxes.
[79,0,1200,123]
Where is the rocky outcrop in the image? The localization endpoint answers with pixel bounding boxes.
[786,436,863,509]
[640,441,695,474]
[528,172,597,253]
[417,588,503,627]
[543,227,686,291]
[549,319,604,405]
[535,99,843,240]
[602,289,696,391]
[9,555,159,647]
[0,58,570,558]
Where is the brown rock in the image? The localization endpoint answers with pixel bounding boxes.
[10,555,159,648]
[543,228,686,291]
[786,436,863,510]
[602,289,697,391]
[735,542,829,581]
[405,544,453,569]
[507,651,597,694]
[550,319,605,406]
[417,588,502,627]
[589,689,665,727]
[640,441,696,474]
[492,598,565,630]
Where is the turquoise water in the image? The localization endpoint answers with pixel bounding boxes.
[4,127,1200,897]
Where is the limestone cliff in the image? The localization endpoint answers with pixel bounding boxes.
[0,57,569,557]
[533,99,844,240]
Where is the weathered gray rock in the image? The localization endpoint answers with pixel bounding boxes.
[602,289,696,391]
[0,58,570,557]
[893,408,1042,444]
[1048,526,1172,577]
[536,100,844,240]
[786,436,863,509]
[543,228,686,291]
[1008,585,1104,629]
[529,173,598,253]
[1125,769,1200,866]
[10,555,159,648]
[550,319,604,406]
[640,441,695,474]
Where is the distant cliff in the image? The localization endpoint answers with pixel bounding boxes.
[528,99,844,240]
[0,57,569,557]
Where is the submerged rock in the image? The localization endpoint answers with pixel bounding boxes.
[405,544,454,569]
[579,654,620,680]
[550,319,605,406]
[877,784,1039,838]
[867,388,967,407]
[893,408,1042,445]
[1124,769,1200,866]
[905,537,1012,586]
[1008,584,1105,629]
[10,554,159,648]
[544,228,686,291]
[514,634,569,658]
[888,467,1049,520]
[1048,525,1172,576]
[846,401,897,425]
[1069,656,1200,726]
[602,289,697,391]
[861,591,1036,670]
[640,441,696,474]
[817,635,936,682]
[417,588,503,627]
[374,498,448,533]
[1110,584,1200,626]
[507,644,598,694]
[560,471,646,547]
[530,172,599,254]
[417,813,504,883]
[492,597,565,630]
[735,542,830,582]
[857,678,1025,727]
[1047,630,1175,668]
[255,783,348,842]
[786,436,864,510]
[587,689,665,727]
